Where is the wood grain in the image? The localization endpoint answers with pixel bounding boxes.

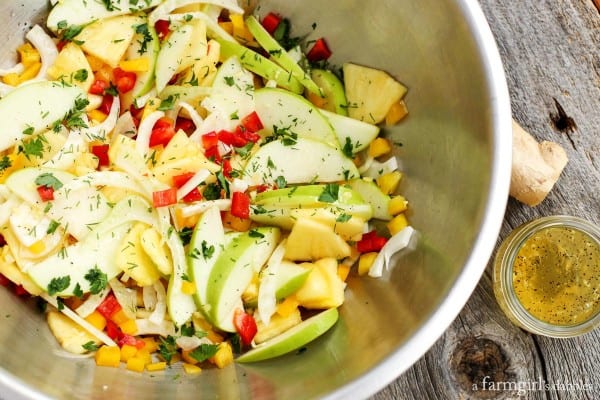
[374,0,600,398]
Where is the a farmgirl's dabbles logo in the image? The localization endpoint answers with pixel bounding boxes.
[473,376,594,397]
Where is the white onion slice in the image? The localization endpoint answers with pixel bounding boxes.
[149,281,167,325]
[135,318,176,337]
[82,94,120,141]
[0,63,24,76]
[25,25,58,81]
[143,284,158,311]
[136,110,165,156]
[176,335,213,351]
[368,226,417,278]
[178,199,232,218]
[75,288,110,318]
[43,131,86,170]
[109,278,138,320]
[113,111,138,140]
[177,169,211,200]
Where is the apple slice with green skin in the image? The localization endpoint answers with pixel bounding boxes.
[236,307,339,363]
[155,22,195,94]
[47,0,162,32]
[347,178,393,220]
[244,261,311,307]
[26,195,155,296]
[206,227,281,332]
[255,88,339,149]
[245,16,322,96]
[121,18,160,108]
[254,184,369,211]
[0,81,84,152]
[320,109,380,155]
[308,69,348,115]
[215,38,303,94]
[243,137,359,186]
[187,206,225,317]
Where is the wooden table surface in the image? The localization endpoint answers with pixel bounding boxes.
[374,1,600,399]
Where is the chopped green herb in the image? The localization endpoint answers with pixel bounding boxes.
[73,69,89,82]
[158,335,178,364]
[224,76,235,86]
[73,283,84,299]
[249,229,265,238]
[46,220,60,234]
[189,344,219,362]
[275,175,287,189]
[35,173,64,190]
[82,341,100,352]
[22,126,35,136]
[84,266,108,295]
[20,137,45,160]
[336,213,352,223]
[318,183,340,203]
[47,276,70,296]
[342,137,354,158]
[201,240,215,260]
[0,155,12,172]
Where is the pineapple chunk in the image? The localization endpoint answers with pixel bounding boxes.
[295,258,345,309]
[115,222,161,286]
[47,42,94,92]
[140,227,173,275]
[284,218,352,261]
[78,15,141,68]
[47,311,101,354]
[0,248,43,295]
[254,307,302,344]
[343,63,407,124]
[289,209,366,241]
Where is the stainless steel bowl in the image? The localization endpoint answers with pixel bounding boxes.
[0,1,511,399]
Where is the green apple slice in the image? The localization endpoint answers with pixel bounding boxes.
[47,0,162,32]
[245,16,321,96]
[0,81,84,152]
[215,38,303,94]
[155,22,195,93]
[320,109,380,154]
[244,261,311,307]
[236,307,339,363]
[206,227,281,331]
[122,18,160,103]
[255,184,367,209]
[255,88,339,149]
[347,178,393,220]
[309,69,348,115]
[187,206,225,317]
[242,137,359,185]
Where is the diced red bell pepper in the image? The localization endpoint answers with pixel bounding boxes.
[201,131,219,149]
[306,38,332,62]
[261,12,282,35]
[172,173,203,203]
[255,184,270,193]
[105,319,122,341]
[0,233,6,247]
[222,159,233,178]
[56,40,68,52]
[237,127,261,144]
[241,111,264,133]
[152,187,178,207]
[154,19,171,40]
[14,285,29,297]
[98,95,114,115]
[118,334,146,349]
[113,67,137,94]
[175,117,196,135]
[149,117,177,147]
[218,129,247,148]
[91,144,110,168]
[204,145,221,163]
[89,79,110,95]
[97,293,122,320]
[233,308,257,346]
[0,273,11,287]
[230,191,251,220]
[36,185,55,202]
[356,230,387,253]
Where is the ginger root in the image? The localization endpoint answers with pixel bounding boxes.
[510,119,568,206]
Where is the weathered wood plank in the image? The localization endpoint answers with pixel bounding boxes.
[374,0,600,398]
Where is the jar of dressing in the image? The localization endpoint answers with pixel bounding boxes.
[493,215,600,337]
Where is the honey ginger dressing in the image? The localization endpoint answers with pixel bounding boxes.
[512,226,600,326]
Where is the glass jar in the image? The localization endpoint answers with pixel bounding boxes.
[493,215,600,337]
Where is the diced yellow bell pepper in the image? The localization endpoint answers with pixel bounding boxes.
[387,213,409,236]
[337,264,351,282]
[146,361,167,372]
[210,342,233,369]
[120,344,138,362]
[222,211,252,232]
[141,337,158,353]
[85,311,107,331]
[95,346,121,368]
[368,137,392,158]
[18,43,40,66]
[119,319,138,336]
[388,195,408,215]
[2,73,20,86]
[126,356,146,373]
[376,171,402,195]
[218,21,233,35]
[136,348,152,366]
[358,252,378,276]
[181,280,196,295]
[88,109,108,123]
[18,62,41,82]
[111,309,130,325]
[119,58,150,73]
[276,296,299,318]
[229,14,256,45]
[183,363,202,375]
[385,100,409,126]
[141,97,162,120]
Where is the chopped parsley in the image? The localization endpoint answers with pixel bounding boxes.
[178,227,193,246]
[35,173,64,190]
[202,183,222,200]
[47,275,70,296]
[73,283,84,299]
[19,137,45,160]
[84,266,108,295]
[275,175,287,189]
[189,344,219,363]
[22,126,35,136]
[336,213,352,223]
[201,240,215,260]
[0,155,12,172]
[73,69,89,82]
[158,335,178,364]
[82,341,100,352]
[224,76,235,86]
[318,183,340,203]
[135,23,153,54]
[158,94,177,111]
[249,229,265,239]
[342,137,354,158]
